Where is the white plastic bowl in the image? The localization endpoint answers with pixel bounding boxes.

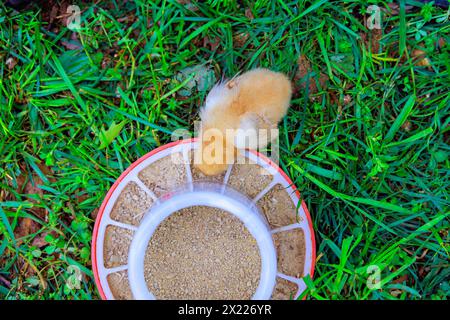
[128,182,277,299]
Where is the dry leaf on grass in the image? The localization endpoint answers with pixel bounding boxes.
[370,29,382,54]
[31,232,50,248]
[296,55,312,79]
[203,36,220,51]
[386,3,415,15]
[31,230,58,248]
[294,55,328,101]
[412,49,431,67]
[14,218,40,245]
[401,120,412,132]
[359,28,382,54]
[10,163,57,243]
[49,4,58,24]
[61,40,82,50]
[177,0,198,11]
[0,275,11,288]
[174,65,216,97]
[91,208,99,220]
[233,32,250,48]
[6,57,17,70]
[245,8,254,20]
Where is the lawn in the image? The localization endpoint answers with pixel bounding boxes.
[0,0,449,300]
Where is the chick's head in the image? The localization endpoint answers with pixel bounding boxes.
[194,125,236,176]
[194,83,240,176]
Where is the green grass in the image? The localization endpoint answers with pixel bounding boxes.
[0,0,449,300]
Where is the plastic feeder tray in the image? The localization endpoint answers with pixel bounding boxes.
[92,138,316,300]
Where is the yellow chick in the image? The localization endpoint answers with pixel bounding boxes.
[194,68,292,176]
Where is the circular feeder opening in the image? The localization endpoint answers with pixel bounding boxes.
[92,139,316,300]
[143,206,262,300]
[127,183,277,300]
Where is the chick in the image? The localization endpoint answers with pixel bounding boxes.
[194,68,292,176]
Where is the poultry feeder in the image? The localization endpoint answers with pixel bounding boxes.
[92,138,316,300]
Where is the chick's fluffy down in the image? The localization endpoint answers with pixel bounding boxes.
[195,68,292,176]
